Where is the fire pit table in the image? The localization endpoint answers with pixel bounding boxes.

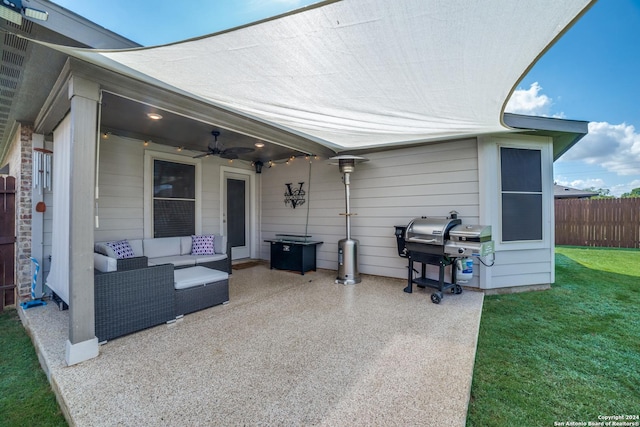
[265,234,323,275]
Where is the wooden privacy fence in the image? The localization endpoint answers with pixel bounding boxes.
[1,176,16,311]
[555,198,640,248]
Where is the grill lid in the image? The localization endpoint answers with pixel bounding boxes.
[405,217,461,246]
[449,224,492,242]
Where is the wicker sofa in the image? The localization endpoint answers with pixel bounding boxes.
[94,259,230,342]
[94,234,231,274]
[94,262,175,342]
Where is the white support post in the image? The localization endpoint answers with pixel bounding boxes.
[65,76,100,366]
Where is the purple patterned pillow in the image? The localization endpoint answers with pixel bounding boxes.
[104,240,135,259]
[191,235,215,255]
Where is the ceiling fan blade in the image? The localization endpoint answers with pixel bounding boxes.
[192,151,211,159]
[224,147,255,155]
[220,152,239,160]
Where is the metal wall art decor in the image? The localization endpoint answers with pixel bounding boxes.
[284,182,306,209]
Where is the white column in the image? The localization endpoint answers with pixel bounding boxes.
[476,137,495,290]
[65,76,100,366]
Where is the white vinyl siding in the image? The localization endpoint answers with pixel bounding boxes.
[488,248,552,288]
[94,135,226,242]
[478,134,555,289]
[94,135,145,242]
[259,139,480,281]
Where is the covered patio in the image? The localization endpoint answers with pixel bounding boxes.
[20,264,483,426]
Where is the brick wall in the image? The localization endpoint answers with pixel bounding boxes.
[16,124,33,299]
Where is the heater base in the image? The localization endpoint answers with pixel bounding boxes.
[336,277,361,285]
[336,238,361,285]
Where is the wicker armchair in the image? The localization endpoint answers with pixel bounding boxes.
[94,263,175,342]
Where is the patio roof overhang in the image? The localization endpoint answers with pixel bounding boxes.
[26,0,593,156]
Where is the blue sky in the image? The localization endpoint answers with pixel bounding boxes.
[51,0,640,196]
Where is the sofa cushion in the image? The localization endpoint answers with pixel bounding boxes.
[148,255,197,268]
[94,253,117,272]
[102,240,135,259]
[180,236,192,255]
[174,266,229,290]
[214,235,227,255]
[128,239,144,257]
[195,254,227,264]
[191,234,215,255]
[143,237,181,259]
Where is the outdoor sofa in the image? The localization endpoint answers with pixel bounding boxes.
[93,234,231,274]
[93,234,231,342]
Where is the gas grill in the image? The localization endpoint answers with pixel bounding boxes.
[395,212,494,303]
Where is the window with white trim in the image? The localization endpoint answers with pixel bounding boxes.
[500,147,542,242]
[153,159,196,237]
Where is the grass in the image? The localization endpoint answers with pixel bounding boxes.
[0,309,67,427]
[467,246,640,426]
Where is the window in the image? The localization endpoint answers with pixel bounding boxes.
[500,147,542,241]
[153,159,196,237]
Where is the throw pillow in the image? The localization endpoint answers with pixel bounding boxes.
[104,240,135,259]
[191,234,215,255]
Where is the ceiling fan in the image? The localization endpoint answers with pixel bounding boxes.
[193,130,254,160]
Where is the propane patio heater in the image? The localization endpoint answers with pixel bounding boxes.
[330,155,369,284]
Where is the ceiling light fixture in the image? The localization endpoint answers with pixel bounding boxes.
[146,112,163,120]
[0,0,49,25]
[255,142,265,148]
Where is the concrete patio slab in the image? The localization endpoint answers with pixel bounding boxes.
[20,264,483,426]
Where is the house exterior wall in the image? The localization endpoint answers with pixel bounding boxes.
[75,131,555,291]
[4,124,52,300]
[92,134,242,242]
[259,134,556,290]
[477,134,555,290]
[259,139,482,284]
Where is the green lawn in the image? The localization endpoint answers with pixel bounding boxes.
[467,246,640,426]
[0,309,67,427]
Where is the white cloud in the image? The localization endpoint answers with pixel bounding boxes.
[505,82,565,118]
[561,122,640,176]
[611,180,640,197]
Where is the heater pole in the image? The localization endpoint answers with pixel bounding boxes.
[344,171,351,240]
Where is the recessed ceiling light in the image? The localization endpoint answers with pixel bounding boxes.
[255,141,265,148]
[147,112,163,120]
